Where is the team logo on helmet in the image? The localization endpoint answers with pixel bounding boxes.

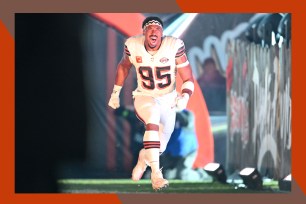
[160,57,169,64]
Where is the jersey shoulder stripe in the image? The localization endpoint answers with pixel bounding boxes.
[176,44,186,58]
[124,45,131,56]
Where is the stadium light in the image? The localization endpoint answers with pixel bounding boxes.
[278,174,291,191]
[204,162,227,184]
[163,13,198,38]
[239,167,263,190]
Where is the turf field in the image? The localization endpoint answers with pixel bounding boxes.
[58,179,283,193]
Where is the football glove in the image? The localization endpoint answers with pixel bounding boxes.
[175,93,190,111]
[108,85,122,109]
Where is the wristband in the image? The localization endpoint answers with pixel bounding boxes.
[112,85,122,95]
[181,81,194,97]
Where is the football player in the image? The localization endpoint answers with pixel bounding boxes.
[108,16,194,190]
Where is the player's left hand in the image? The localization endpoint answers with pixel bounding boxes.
[174,93,190,111]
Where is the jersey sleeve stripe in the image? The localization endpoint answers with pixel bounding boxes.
[175,45,186,58]
[124,45,131,56]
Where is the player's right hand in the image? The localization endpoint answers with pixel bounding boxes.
[108,93,120,109]
[108,85,122,109]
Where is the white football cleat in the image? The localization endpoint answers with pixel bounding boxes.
[131,148,147,181]
[151,169,169,191]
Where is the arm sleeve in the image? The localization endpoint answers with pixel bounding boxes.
[175,39,186,58]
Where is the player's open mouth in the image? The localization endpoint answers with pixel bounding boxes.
[150,35,157,43]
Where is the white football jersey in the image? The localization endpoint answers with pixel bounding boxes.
[124,35,186,97]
